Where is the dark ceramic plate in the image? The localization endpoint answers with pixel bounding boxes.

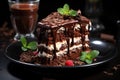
[5,38,117,68]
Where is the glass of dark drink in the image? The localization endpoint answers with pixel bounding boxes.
[8,0,40,40]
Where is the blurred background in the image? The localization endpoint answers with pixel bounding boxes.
[0,0,120,39]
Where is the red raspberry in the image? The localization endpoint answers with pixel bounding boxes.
[65,60,74,66]
[33,51,39,55]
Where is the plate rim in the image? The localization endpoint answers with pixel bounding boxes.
[4,39,117,68]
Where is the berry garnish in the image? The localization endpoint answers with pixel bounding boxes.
[20,36,38,51]
[80,50,100,64]
[65,60,74,66]
[33,51,39,55]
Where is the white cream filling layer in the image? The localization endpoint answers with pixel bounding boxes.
[48,40,67,51]
[38,43,82,58]
[56,44,82,56]
[85,35,89,41]
[74,24,81,30]
[48,37,81,51]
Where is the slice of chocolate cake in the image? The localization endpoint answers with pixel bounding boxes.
[35,9,91,65]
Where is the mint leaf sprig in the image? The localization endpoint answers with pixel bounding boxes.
[80,50,100,64]
[57,4,77,17]
[20,36,38,51]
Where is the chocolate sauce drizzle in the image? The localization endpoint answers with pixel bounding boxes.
[37,11,91,59]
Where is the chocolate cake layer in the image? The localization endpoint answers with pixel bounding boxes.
[37,11,91,59]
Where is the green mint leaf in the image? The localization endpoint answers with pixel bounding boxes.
[86,53,92,60]
[90,50,100,58]
[21,46,28,51]
[20,36,27,47]
[27,41,37,50]
[57,3,77,16]
[57,8,65,15]
[80,50,100,64]
[85,59,92,64]
[80,51,87,61]
[69,9,77,16]
[81,51,87,55]
[20,36,38,51]
[63,4,69,12]
[80,55,86,61]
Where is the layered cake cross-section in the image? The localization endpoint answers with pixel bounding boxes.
[36,11,91,65]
